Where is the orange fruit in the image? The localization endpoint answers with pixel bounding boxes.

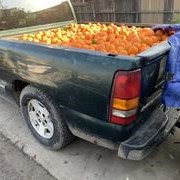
[96,38,105,45]
[143,37,153,46]
[33,38,40,43]
[85,34,92,40]
[107,27,114,34]
[35,33,42,40]
[46,38,51,45]
[118,49,128,55]
[22,34,28,41]
[156,36,162,42]
[95,44,106,51]
[140,44,150,52]
[151,36,158,43]
[88,46,95,50]
[51,37,59,44]
[106,44,116,51]
[162,35,168,41]
[109,49,118,54]
[142,28,155,36]
[128,47,139,55]
[116,47,125,53]
[133,42,142,51]
[155,29,164,36]
[21,23,171,56]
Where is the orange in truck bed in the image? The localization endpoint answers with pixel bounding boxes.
[21,23,173,56]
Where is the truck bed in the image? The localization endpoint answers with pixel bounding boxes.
[0,29,170,120]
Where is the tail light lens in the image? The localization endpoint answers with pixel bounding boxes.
[109,69,141,125]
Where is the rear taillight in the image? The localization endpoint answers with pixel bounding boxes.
[109,69,141,125]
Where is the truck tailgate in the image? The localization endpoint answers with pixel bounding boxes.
[138,42,171,111]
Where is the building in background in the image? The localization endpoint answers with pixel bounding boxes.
[71,0,180,24]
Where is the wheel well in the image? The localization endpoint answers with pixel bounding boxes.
[12,80,29,104]
[13,80,29,92]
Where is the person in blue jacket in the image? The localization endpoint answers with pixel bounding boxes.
[153,24,180,108]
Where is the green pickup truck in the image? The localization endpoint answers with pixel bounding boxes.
[0,0,179,160]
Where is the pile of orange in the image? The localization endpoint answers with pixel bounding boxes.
[21,23,173,56]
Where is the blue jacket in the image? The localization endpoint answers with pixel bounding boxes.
[153,24,180,107]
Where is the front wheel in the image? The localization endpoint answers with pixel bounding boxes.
[20,85,74,150]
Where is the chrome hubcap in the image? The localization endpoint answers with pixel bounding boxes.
[28,99,54,139]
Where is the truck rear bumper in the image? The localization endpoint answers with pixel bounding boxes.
[118,107,180,160]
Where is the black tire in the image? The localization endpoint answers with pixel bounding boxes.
[20,85,74,150]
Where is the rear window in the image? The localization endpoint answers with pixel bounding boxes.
[0,0,75,30]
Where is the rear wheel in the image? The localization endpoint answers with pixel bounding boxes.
[20,85,74,150]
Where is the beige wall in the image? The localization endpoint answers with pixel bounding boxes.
[140,0,164,24]
[174,0,180,11]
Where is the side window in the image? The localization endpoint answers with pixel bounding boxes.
[0,0,74,30]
